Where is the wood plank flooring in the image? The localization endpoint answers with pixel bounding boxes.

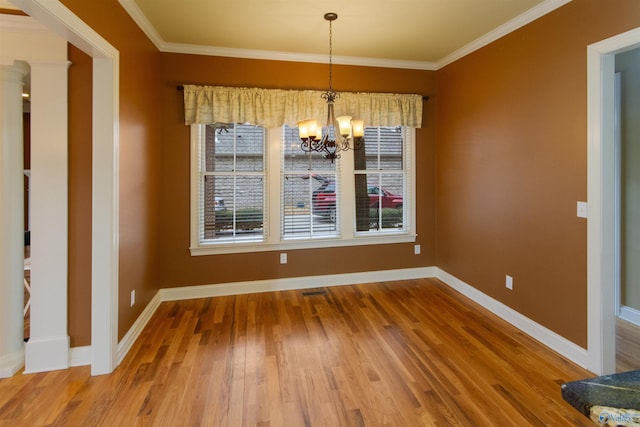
[616,317,640,372]
[1,278,594,426]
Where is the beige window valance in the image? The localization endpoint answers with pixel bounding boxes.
[183,85,423,128]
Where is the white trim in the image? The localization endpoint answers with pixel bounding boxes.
[12,0,121,376]
[118,0,567,71]
[91,57,119,376]
[0,349,24,378]
[614,72,622,317]
[164,43,438,71]
[23,336,69,374]
[161,267,437,301]
[117,291,161,364]
[436,0,572,69]
[116,0,164,50]
[189,125,201,250]
[11,0,117,59]
[619,305,640,327]
[93,266,590,372]
[115,0,438,71]
[158,267,589,369]
[191,233,418,256]
[190,125,416,255]
[69,291,162,368]
[434,268,590,369]
[25,57,70,374]
[587,26,640,376]
[69,346,91,367]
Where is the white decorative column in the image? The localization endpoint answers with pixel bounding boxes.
[24,60,70,373]
[0,61,28,378]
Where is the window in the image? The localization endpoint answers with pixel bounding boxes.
[355,127,406,233]
[191,124,415,255]
[281,126,338,239]
[193,124,265,243]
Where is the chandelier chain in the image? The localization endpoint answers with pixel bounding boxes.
[328,18,333,92]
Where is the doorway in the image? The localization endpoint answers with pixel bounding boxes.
[587,26,640,376]
[614,47,640,372]
[6,0,119,376]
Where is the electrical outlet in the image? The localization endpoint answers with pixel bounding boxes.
[280,253,287,264]
[414,244,421,255]
[505,275,513,290]
[130,289,136,307]
[577,201,588,218]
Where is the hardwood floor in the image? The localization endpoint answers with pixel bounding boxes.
[1,278,593,426]
[616,317,640,372]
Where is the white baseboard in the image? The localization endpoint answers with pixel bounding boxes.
[69,346,91,367]
[105,265,589,375]
[0,348,24,378]
[68,291,162,370]
[160,267,438,301]
[110,267,434,368]
[117,291,162,364]
[619,305,640,327]
[24,336,70,374]
[434,268,589,369]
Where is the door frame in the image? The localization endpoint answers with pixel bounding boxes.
[12,0,120,375]
[587,26,640,375]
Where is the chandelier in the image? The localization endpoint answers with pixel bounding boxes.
[297,12,364,163]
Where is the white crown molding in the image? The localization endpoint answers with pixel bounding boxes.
[162,42,438,71]
[117,0,165,50]
[436,0,573,69]
[117,0,436,70]
[118,0,569,71]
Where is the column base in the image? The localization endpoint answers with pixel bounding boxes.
[0,347,24,378]
[24,335,69,374]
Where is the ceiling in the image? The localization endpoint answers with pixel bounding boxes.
[1,0,571,70]
[121,0,571,70]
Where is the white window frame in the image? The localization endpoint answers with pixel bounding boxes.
[190,125,416,255]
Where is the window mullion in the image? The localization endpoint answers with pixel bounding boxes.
[339,149,354,239]
[405,127,416,236]
[268,127,282,244]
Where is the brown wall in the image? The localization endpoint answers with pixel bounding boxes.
[68,45,92,346]
[157,54,436,287]
[62,0,162,341]
[42,0,637,351]
[436,0,640,347]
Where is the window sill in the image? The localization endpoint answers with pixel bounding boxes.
[189,232,417,256]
